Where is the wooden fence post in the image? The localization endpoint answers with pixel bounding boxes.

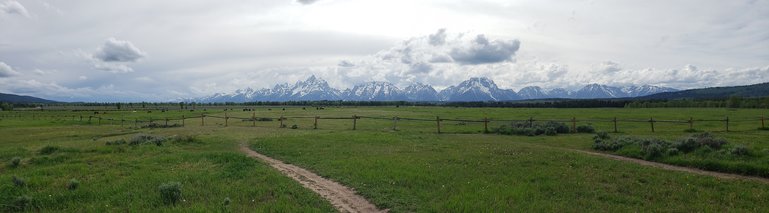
[201,114,205,126]
[314,116,318,129]
[649,117,655,132]
[352,115,358,130]
[571,117,576,133]
[725,116,729,132]
[98,117,101,125]
[528,117,534,128]
[252,112,256,127]
[689,117,694,130]
[165,118,169,126]
[279,116,284,128]
[225,112,228,127]
[182,115,185,127]
[613,117,618,133]
[80,115,83,122]
[392,117,398,131]
[484,117,489,133]
[436,116,441,134]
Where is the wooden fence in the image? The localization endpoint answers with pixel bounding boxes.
[1,112,767,134]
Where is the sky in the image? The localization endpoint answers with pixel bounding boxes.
[0,0,767,102]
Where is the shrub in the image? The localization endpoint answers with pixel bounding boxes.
[290,124,299,129]
[544,127,557,136]
[223,197,231,206]
[12,176,26,187]
[640,138,668,160]
[543,121,570,133]
[730,145,750,156]
[593,136,637,151]
[10,157,21,168]
[673,137,699,153]
[129,134,166,146]
[594,131,610,140]
[105,139,127,146]
[67,178,80,190]
[666,148,680,156]
[39,146,59,155]
[159,182,182,205]
[693,133,727,149]
[576,125,595,133]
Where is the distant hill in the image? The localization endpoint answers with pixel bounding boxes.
[638,82,769,100]
[0,93,57,103]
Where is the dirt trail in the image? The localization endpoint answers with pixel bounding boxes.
[239,143,386,213]
[572,149,769,184]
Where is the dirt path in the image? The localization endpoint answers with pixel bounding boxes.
[572,149,769,184]
[239,143,385,213]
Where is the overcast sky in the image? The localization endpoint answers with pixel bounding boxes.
[1,0,767,102]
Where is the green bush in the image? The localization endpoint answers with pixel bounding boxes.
[576,125,595,133]
[730,145,750,156]
[544,127,557,136]
[494,121,570,136]
[666,148,680,156]
[129,134,166,146]
[12,176,26,187]
[640,138,668,160]
[691,132,726,149]
[159,182,182,205]
[9,157,21,168]
[67,178,80,190]
[39,146,60,155]
[170,135,199,145]
[105,139,127,146]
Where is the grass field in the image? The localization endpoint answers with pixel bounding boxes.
[2,107,769,212]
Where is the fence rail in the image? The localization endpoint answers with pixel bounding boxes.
[1,112,767,134]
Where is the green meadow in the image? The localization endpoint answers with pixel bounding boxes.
[2,107,769,212]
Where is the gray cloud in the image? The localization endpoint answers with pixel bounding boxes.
[296,0,319,5]
[338,60,355,67]
[0,62,19,77]
[92,38,147,62]
[595,61,622,73]
[449,35,520,65]
[428,28,447,46]
[0,0,29,17]
[94,63,134,73]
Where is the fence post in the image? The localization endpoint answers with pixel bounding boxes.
[165,118,169,126]
[725,116,729,132]
[613,117,618,133]
[252,112,256,127]
[182,115,185,127]
[649,117,655,132]
[571,117,576,133]
[689,117,693,130]
[352,115,358,130]
[314,116,318,129]
[484,117,489,133]
[88,116,92,124]
[80,115,83,122]
[392,116,398,131]
[436,116,441,134]
[528,117,534,128]
[201,114,205,126]
[98,117,101,125]
[279,116,284,128]
[135,119,138,128]
[225,112,229,127]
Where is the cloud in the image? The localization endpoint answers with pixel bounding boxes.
[0,0,29,17]
[94,63,134,73]
[594,61,622,73]
[93,38,147,62]
[338,60,355,67]
[449,34,520,65]
[0,62,19,77]
[296,0,319,5]
[428,28,447,46]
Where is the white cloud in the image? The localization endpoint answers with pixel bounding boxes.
[93,38,146,62]
[0,0,29,17]
[0,62,19,77]
[78,76,87,80]
[296,0,319,5]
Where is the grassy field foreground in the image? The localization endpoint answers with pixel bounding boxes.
[2,107,769,212]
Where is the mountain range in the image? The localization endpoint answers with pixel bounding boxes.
[0,93,57,103]
[196,76,679,102]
